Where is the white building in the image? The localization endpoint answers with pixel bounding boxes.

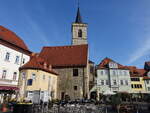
[94,58,131,99]
[0,25,31,101]
[144,62,150,93]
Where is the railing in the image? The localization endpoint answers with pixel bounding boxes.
[48,104,105,113]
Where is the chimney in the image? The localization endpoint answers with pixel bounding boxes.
[49,65,52,70]
[44,62,47,69]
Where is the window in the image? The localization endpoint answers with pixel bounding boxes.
[131,84,134,88]
[15,56,19,64]
[131,78,140,81]
[73,69,78,76]
[90,66,94,73]
[43,75,45,80]
[113,80,117,85]
[124,71,127,75]
[101,71,103,75]
[49,76,51,82]
[134,84,137,88]
[2,70,7,79]
[32,74,36,80]
[112,70,116,75]
[101,80,104,85]
[13,72,17,80]
[5,52,10,61]
[119,71,122,75]
[21,72,26,80]
[146,80,149,84]
[105,70,108,75]
[125,80,128,85]
[74,86,77,90]
[27,91,33,98]
[106,80,109,85]
[78,29,82,37]
[22,58,25,64]
[139,84,142,88]
[27,79,33,86]
[148,87,150,91]
[120,80,123,85]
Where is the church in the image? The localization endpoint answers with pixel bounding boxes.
[38,7,95,100]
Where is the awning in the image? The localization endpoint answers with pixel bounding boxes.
[0,86,19,91]
[90,86,97,92]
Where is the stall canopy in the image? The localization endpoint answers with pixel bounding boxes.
[0,86,19,90]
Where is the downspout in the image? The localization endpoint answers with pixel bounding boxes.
[108,68,111,91]
[83,67,85,99]
[16,53,24,99]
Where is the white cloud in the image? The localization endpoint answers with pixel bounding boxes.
[128,37,150,64]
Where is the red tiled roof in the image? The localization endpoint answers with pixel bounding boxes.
[39,44,88,67]
[97,57,127,69]
[126,66,146,77]
[20,54,58,75]
[143,76,150,80]
[0,25,29,51]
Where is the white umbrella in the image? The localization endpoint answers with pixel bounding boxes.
[103,90,116,95]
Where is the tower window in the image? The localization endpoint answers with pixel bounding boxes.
[78,29,82,37]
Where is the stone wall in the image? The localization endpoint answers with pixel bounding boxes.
[54,66,89,100]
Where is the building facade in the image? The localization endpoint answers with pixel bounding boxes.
[19,55,58,103]
[0,26,31,102]
[96,58,131,96]
[127,66,146,94]
[39,45,89,100]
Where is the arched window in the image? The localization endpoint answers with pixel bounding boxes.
[78,29,82,37]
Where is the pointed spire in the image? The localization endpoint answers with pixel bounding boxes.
[75,7,83,23]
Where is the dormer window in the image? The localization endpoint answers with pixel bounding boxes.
[78,29,82,37]
[109,62,118,68]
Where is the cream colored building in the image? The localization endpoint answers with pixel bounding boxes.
[19,55,58,103]
[127,66,146,93]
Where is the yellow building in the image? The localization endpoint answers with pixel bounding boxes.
[19,55,58,103]
[127,66,146,93]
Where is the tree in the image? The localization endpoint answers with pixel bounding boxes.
[111,94,122,113]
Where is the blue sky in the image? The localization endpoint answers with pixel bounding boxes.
[0,0,150,68]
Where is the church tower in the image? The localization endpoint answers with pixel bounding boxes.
[71,7,88,45]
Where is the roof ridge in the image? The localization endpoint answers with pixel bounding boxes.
[43,44,88,48]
